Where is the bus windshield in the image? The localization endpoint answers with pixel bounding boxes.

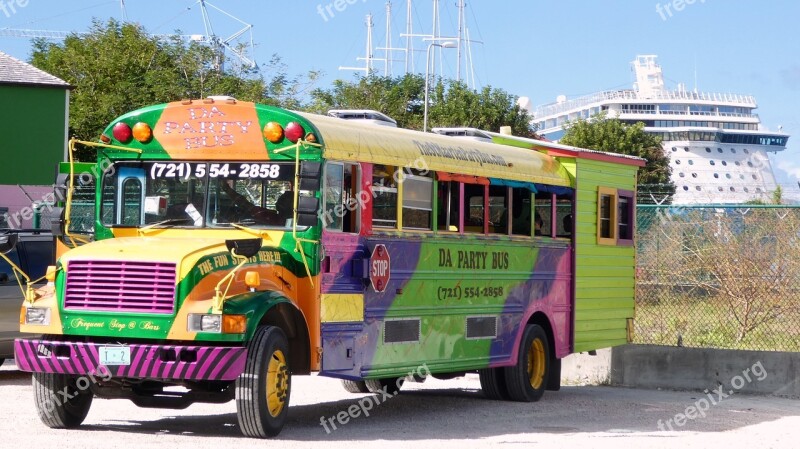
[100,161,297,229]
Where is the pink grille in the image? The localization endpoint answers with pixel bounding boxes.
[65,260,177,314]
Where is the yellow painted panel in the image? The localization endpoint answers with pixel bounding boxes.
[321,294,365,323]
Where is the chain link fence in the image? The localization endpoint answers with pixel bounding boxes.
[635,204,800,352]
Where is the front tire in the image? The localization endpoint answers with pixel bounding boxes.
[504,324,550,402]
[32,372,93,428]
[236,326,291,438]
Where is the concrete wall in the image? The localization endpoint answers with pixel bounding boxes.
[561,344,800,397]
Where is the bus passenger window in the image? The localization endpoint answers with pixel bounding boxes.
[402,170,433,230]
[465,184,486,234]
[618,193,634,241]
[324,163,359,233]
[556,196,573,238]
[489,186,509,235]
[437,181,461,232]
[372,165,398,229]
[598,192,615,240]
[534,193,553,237]
[511,188,533,236]
[323,163,344,231]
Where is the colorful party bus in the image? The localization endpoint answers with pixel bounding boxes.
[11,98,643,438]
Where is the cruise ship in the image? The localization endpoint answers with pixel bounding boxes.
[533,55,790,204]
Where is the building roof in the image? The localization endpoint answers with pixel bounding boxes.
[0,50,71,88]
[0,185,52,229]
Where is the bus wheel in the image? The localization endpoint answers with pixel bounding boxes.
[478,367,510,400]
[236,326,291,438]
[365,377,404,396]
[341,379,370,393]
[504,324,550,402]
[32,372,93,428]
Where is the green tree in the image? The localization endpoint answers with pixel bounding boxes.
[309,74,536,136]
[559,114,675,200]
[30,19,315,159]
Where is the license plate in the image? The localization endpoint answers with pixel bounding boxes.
[99,346,131,366]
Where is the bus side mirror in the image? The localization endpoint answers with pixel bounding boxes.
[296,196,320,227]
[225,238,262,259]
[299,162,322,191]
[54,173,69,203]
[43,207,66,237]
[0,233,18,254]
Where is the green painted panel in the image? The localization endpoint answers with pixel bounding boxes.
[572,157,638,354]
[576,265,634,278]
[578,288,635,300]
[0,85,67,184]
[575,307,633,321]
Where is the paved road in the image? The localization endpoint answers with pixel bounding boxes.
[1,361,799,448]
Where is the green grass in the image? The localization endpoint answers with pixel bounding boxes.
[634,294,800,352]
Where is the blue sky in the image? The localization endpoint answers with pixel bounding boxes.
[2,0,799,185]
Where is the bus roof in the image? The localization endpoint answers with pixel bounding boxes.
[298,112,573,187]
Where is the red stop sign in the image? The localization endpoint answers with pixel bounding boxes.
[369,244,391,292]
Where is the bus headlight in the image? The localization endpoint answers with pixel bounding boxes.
[188,314,246,334]
[25,307,51,325]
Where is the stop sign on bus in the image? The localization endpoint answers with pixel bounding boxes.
[370,244,390,292]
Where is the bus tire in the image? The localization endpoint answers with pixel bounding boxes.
[365,377,404,396]
[504,324,550,402]
[236,326,291,438]
[32,372,93,429]
[478,367,510,400]
[341,379,370,393]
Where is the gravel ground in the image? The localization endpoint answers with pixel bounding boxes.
[1,360,799,448]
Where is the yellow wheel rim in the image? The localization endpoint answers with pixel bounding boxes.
[266,349,289,418]
[527,338,546,390]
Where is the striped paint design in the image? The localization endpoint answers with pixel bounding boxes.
[65,260,177,314]
[14,339,247,381]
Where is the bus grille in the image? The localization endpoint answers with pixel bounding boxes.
[64,260,177,314]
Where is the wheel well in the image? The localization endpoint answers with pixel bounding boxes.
[527,312,556,361]
[259,302,311,375]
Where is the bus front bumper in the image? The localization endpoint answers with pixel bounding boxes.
[14,338,248,382]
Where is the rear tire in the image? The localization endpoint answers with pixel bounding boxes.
[32,372,93,429]
[236,326,291,438]
[365,377,404,396]
[479,367,510,400]
[341,379,370,393]
[504,324,550,402]
[0,358,5,367]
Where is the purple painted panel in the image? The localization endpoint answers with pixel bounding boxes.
[14,339,247,381]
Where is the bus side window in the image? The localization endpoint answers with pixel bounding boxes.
[556,195,574,238]
[372,164,397,229]
[323,162,360,233]
[489,186,509,235]
[437,180,461,232]
[402,169,433,231]
[465,183,486,234]
[512,188,533,237]
[323,162,344,231]
[534,193,554,237]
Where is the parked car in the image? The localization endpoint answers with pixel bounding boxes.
[0,230,53,366]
